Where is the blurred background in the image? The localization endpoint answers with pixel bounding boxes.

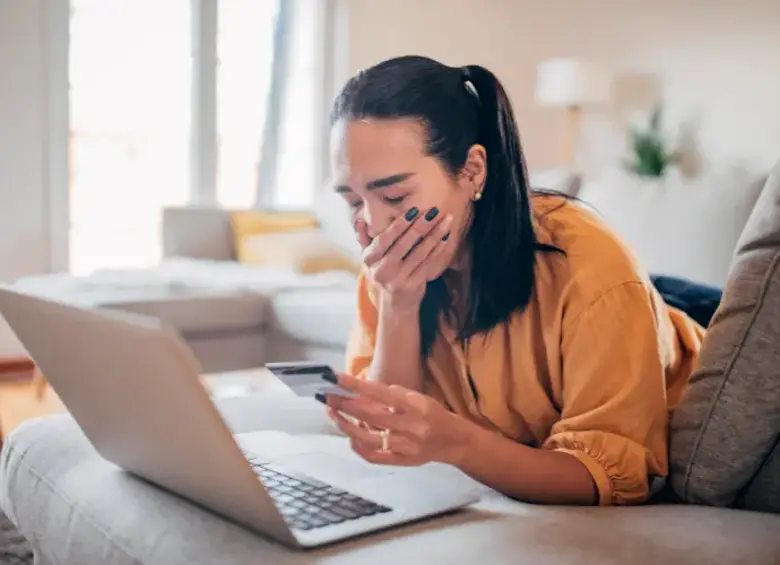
[1,0,778,282]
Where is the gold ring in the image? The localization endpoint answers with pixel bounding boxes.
[379,428,391,453]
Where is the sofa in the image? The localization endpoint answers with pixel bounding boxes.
[6,209,362,374]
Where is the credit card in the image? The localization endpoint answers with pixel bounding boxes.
[265,362,357,399]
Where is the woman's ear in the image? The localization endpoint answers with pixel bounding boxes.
[459,144,488,193]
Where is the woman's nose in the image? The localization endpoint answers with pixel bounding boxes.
[362,203,395,239]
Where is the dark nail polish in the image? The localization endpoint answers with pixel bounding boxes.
[425,207,439,221]
[442,232,450,241]
[404,207,419,221]
[321,371,338,384]
[314,392,327,405]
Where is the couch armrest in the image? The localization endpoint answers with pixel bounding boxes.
[161,207,237,261]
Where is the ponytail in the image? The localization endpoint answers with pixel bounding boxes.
[454,65,544,342]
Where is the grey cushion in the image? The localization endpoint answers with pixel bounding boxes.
[669,160,780,510]
[268,287,357,349]
[3,413,780,565]
[742,439,780,513]
[162,207,237,261]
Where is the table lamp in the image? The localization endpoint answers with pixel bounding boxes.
[535,58,612,166]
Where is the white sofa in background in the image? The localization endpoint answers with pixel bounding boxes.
[575,168,767,287]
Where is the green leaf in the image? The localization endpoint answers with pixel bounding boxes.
[624,103,676,177]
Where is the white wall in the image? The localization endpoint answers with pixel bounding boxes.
[0,0,68,283]
[0,0,50,282]
[343,0,780,175]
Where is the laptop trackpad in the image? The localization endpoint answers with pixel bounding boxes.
[276,451,397,485]
[237,431,396,484]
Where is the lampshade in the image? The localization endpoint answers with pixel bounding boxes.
[535,58,612,107]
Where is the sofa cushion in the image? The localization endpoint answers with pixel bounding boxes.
[268,286,357,349]
[105,292,269,336]
[668,160,780,511]
[577,169,766,287]
[237,228,360,275]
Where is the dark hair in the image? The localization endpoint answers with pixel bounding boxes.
[331,55,561,355]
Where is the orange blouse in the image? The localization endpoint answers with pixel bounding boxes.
[346,196,705,505]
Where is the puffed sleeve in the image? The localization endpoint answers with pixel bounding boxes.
[543,281,671,505]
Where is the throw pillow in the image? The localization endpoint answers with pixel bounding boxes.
[668,160,780,511]
[230,210,319,263]
[239,228,360,275]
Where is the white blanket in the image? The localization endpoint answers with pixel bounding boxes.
[11,258,358,305]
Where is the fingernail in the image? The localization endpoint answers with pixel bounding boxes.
[314,392,327,405]
[442,232,450,241]
[404,207,419,221]
[321,370,338,384]
[425,207,439,221]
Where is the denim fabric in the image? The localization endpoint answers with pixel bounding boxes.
[650,275,722,328]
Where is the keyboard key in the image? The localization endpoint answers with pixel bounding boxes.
[318,510,346,523]
[308,517,329,528]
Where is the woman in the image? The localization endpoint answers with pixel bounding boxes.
[319,55,704,506]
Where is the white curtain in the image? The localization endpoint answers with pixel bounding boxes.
[255,0,294,209]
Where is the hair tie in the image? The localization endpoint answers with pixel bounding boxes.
[461,66,479,101]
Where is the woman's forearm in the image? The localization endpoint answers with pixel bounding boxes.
[455,421,598,505]
[368,294,424,391]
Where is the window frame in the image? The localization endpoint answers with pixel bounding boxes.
[52,0,346,273]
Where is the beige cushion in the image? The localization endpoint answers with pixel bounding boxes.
[577,169,766,287]
[669,160,780,511]
[238,228,360,275]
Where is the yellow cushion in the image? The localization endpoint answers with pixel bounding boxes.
[231,210,319,262]
[231,211,360,275]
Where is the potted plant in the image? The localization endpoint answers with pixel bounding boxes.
[623,104,680,178]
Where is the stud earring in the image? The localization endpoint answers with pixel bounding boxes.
[472,190,483,202]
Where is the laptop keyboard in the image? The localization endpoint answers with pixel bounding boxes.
[246,458,392,531]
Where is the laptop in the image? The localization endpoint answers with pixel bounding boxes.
[0,287,478,548]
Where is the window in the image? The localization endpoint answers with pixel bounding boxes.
[68,0,324,275]
[68,0,192,275]
[216,0,320,210]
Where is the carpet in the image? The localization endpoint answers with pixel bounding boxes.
[0,513,31,565]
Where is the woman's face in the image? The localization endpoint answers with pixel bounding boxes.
[331,118,486,269]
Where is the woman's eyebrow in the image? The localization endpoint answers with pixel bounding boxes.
[366,172,415,190]
[335,172,415,194]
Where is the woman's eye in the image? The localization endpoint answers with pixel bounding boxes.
[347,199,363,210]
[383,195,406,205]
